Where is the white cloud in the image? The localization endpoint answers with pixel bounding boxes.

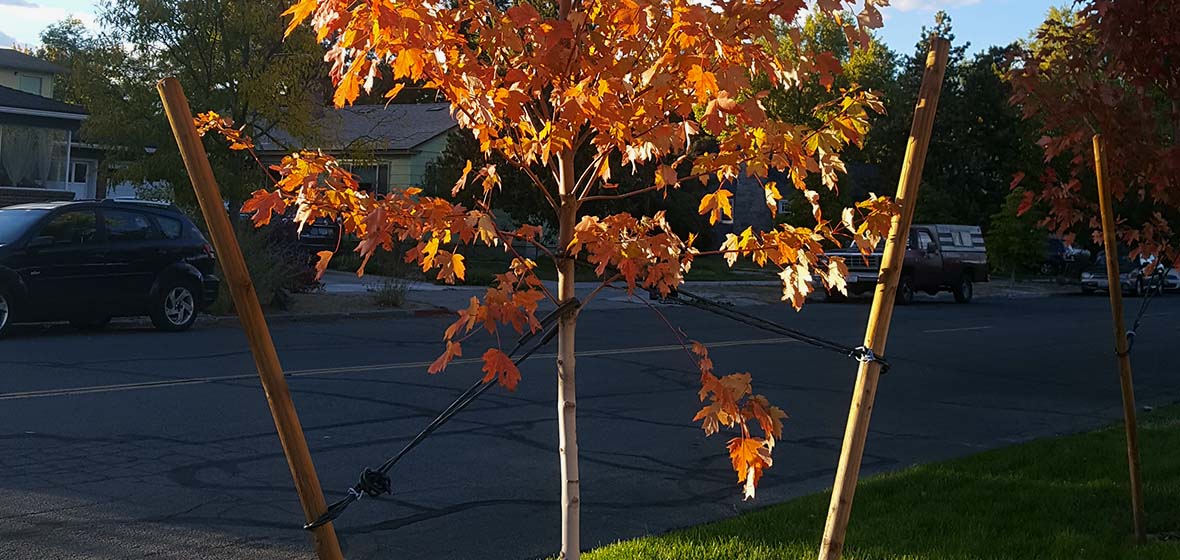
[888,0,983,12]
[0,2,97,47]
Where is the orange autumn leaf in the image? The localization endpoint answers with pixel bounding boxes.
[697,189,733,225]
[428,341,463,374]
[481,348,522,391]
[314,251,333,281]
[240,190,287,226]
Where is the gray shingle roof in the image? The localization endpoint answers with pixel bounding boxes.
[0,85,86,115]
[0,48,64,74]
[257,103,458,153]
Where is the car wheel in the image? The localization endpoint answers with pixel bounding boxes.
[1081,286,1095,295]
[0,288,13,338]
[1133,278,1145,298]
[69,316,111,331]
[895,275,914,306]
[1039,263,1055,276]
[953,275,974,303]
[151,281,199,332]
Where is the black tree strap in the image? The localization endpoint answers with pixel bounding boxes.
[304,298,579,530]
[670,288,891,374]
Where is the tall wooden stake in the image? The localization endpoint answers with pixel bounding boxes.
[817,37,949,560]
[1092,134,1147,544]
[157,78,344,560]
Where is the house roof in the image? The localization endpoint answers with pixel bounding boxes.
[257,103,458,154]
[0,84,87,117]
[0,48,64,75]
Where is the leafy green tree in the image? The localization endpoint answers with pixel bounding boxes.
[891,13,1042,227]
[988,188,1045,279]
[37,1,326,210]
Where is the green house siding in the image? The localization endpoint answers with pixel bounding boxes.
[388,132,449,188]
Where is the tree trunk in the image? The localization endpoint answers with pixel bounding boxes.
[556,151,581,560]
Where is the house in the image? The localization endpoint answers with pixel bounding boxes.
[256,103,457,194]
[0,48,98,207]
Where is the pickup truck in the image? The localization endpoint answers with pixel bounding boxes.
[824,224,990,304]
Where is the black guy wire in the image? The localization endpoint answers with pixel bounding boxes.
[567,257,890,372]
[672,288,890,374]
[1123,269,1166,356]
[304,298,578,530]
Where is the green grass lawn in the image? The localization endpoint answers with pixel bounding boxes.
[585,407,1180,560]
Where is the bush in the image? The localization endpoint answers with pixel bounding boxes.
[208,222,321,315]
[369,277,409,308]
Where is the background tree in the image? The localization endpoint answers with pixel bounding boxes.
[37,1,327,210]
[1010,0,1179,264]
[204,1,896,558]
[987,188,1046,279]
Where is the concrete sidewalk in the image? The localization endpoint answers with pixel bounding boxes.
[319,270,773,311]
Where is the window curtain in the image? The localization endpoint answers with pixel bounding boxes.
[0,125,67,188]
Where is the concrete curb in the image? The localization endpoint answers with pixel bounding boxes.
[110,305,455,329]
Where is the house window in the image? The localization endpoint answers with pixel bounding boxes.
[18,74,43,96]
[71,161,89,184]
[345,162,391,194]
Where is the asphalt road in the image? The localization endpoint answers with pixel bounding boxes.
[1,292,1178,560]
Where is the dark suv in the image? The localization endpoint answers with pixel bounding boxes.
[0,200,219,336]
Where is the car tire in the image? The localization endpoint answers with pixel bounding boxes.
[0,287,13,339]
[896,275,914,306]
[953,274,974,304]
[1133,278,1145,298]
[70,316,111,331]
[822,289,847,303]
[1081,286,1095,295]
[150,281,199,332]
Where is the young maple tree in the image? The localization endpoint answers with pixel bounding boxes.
[203,0,896,557]
[1010,0,1179,265]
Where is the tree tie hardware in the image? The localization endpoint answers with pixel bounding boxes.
[304,298,579,530]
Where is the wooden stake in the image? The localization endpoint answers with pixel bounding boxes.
[1092,134,1147,544]
[817,37,949,560]
[157,78,344,560]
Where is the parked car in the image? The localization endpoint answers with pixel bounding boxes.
[824,224,990,304]
[1042,235,1091,276]
[0,200,219,337]
[1081,251,1179,296]
[241,207,341,255]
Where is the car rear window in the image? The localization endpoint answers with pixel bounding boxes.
[0,208,49,244]
[155,215,184,239]
[104,210,160,242]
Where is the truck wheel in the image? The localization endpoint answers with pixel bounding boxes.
[0,287,13,339]
[953,274,974,303]
[150,280,199,332]
[896,275,914,306]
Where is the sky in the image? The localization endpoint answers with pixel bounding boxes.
[1,0,1059,55]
